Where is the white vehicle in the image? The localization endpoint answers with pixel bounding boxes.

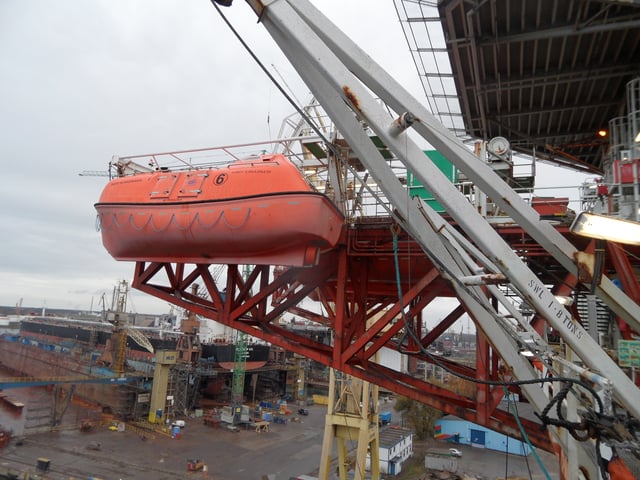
[449,448,462,457]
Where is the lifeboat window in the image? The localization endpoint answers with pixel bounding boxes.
[149,174,178,199]
[176,172,208,198]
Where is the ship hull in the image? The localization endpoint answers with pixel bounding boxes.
[17,317,270,372]
[201,343,270,371]
[19,318,178,356]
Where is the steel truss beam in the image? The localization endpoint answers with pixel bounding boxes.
[111,1,640,476]
[240,0,639,420]
[131,252,552,451]
[203,1,640,475]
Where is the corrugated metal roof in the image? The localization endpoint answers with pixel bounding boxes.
[397,0,640,174]
[379,426,413,448]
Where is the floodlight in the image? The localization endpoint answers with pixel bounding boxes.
[570,212,640,246]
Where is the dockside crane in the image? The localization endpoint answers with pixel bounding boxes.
[208,2,640,477]
[95,2,640,479]
[98,280,154,374]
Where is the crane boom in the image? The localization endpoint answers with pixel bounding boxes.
[230,0,640,417]
[126,327,155,354]
[212,1,640,477]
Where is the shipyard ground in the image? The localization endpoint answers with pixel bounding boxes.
[1,406,327,480]
[0,403,559,480]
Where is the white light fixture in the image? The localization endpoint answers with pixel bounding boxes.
[570,212,640,246]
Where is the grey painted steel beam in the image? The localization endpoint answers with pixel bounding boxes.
[238,1,609,474]
[241,0,640,421]
[289,2,640,335]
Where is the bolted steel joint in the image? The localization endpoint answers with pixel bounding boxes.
[388,112,416,137]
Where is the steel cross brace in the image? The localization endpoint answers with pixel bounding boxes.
[230,1,619,473]
[279,1,640,332]
[131,248,553,449]
[241,0,559,405]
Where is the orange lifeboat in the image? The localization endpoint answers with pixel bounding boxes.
[96,154,344,267]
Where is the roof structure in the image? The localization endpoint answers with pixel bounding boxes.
[378,426,414,448]
[395,0,640,174]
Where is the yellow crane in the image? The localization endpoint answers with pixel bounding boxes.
[97,280,154,374]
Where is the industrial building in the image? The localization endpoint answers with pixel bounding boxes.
[435,415,531,456]
[367,427,414,476]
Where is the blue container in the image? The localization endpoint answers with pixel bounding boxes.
[379,412,392,425]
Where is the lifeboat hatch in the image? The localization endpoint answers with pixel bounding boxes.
[149,174,178,199]
[177,172,208,198]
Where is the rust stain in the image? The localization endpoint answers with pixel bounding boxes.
[343,85,360,111]
[481,273,507,284]
[391,116,403,129]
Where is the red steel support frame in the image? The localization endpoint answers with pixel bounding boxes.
[131,223,554,451]
[125,212,640,457]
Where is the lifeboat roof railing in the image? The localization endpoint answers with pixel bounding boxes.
[105,129,578,225]
[105,134,405,220]
[109,135,328,178]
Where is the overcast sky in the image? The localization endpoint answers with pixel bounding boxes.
[0,1,420,314]
[0,1,590,315]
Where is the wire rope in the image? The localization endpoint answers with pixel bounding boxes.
[505,386,553,480]
[211,0,402,221]
[390,226,606,431]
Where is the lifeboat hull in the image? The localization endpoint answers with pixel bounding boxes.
[95,155,344,267]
